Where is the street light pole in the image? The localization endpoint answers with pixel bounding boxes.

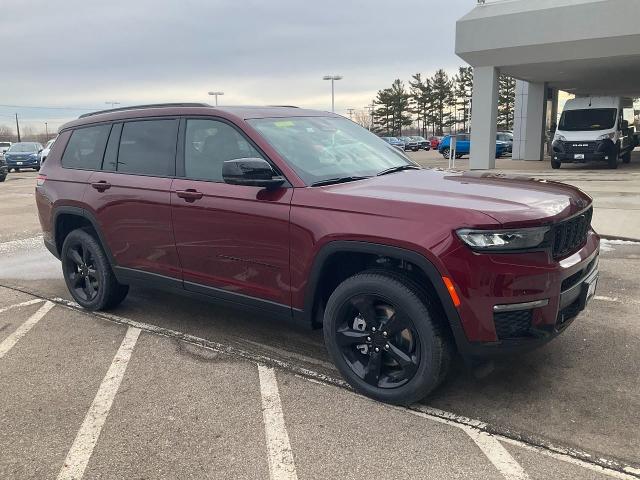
[15,113,21,142]
[105,100,120,109]
[208,91,224,106]
[45,122,48,138]
[322,75,343,113]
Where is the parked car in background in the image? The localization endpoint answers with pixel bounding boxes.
[4,142,43,171]
[410,136,431,150]
[429,136,442,150]
[0,141,11,157]
[399,136,420,151]
[36,103,599,405]
[0,154,7,182]
[497,131,513,154]
[381,136,406,152]
[39,137,57,164]
[439,133,506,159]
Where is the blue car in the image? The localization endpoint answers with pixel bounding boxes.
[4,142,43,171]
[381,136,406,152]
[438,133,506,159]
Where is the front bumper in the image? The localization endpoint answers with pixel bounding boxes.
[6,157,40,168]
[552,139,613,163]
[442,230,600,357]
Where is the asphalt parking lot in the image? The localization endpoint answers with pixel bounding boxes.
[1,171,640,479]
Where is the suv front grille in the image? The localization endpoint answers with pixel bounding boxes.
[563,142,596,154]
[494,310,532,339]
[552,208,592,259]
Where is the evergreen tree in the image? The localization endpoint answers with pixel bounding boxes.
[373,79,412,136]
[455,66,473,132]
[498,75,516,130]
[429,69,454,135]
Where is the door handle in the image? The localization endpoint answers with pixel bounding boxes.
[176,189,204,202]
[91,181,111,192]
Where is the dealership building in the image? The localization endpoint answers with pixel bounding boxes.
[456,0,640,169]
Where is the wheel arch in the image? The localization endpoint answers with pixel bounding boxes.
[52,206,115,265]
[300,241,467,350]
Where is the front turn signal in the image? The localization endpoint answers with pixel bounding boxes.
[442,276,461,308]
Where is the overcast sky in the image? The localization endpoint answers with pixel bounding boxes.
[1,0,473,131]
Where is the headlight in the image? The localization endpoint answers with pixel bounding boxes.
[554,134,566,142]
[457,227,550,251]
[596,132,616,141]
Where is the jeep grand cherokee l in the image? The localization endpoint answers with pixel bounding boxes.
[36,104,600,405]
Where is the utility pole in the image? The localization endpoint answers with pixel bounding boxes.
[346,108,355,120]
[105,100,120,109]
[45,122,48,138]
[365,104,375,131]
[15,113,21,142]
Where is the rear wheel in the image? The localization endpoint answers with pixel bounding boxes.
[323,271,451,405]
[61,229,129,310]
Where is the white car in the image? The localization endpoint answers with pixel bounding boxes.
[39,138,57,164]
[0,141,11,158]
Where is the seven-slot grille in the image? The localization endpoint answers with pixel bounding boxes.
[563,142,597,154]
[552,207,592,259]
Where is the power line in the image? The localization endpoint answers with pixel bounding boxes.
[0,103,98,111]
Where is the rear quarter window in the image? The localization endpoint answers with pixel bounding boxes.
[61,125,111,170]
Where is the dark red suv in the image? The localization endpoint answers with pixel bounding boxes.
[36,104,600,404]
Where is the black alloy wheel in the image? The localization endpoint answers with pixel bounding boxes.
[324,271,451,405]
[63,239,100,303]
[335,293,421,389]
[61,229,129,310]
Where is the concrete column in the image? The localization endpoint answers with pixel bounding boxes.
[470,66,499,170]
[512,80,546,161]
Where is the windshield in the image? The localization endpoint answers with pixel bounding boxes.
[8,143,38,153]
[248,116,413,185]
[559,108,617,131]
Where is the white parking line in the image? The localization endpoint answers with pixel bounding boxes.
[48,294,640,479]
[0,300,54,359]
[465,428,530,480]
[0,297,44,314]
[57,327,141,480]
[258,365,298,480]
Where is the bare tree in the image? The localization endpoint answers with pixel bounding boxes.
[0,125,14,141]
[353,109,372,130]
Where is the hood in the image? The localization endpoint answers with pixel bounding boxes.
[5,151,38,157]
[319,169,591,227]
[555,129,613,142]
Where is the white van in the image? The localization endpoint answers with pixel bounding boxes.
[552,96,635,169]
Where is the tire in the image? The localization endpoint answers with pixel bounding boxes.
[61,229,129,310]
[608,145,619,169]
[0,175,5,182]
[14,168,19,173]
[323,271,452,405]
[622,149,631,164]
[551,160,561,169]
[455,154,463,159]
[441,147,450,159]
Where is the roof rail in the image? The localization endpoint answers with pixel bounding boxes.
[267,105,300,108]
[78,103,211,119]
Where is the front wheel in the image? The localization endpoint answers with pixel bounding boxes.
[608,145,619,169]
[622,150,631,164]
[551,160,561,169]
[61,229,129,310]
[440,147,450,159]
[0,175,5,182]
[323,271,451,405]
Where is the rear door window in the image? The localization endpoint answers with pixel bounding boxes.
[117,119,178,176]
[61,125,111,170]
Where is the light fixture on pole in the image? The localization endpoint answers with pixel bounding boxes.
[208,91,224,106]
[322,75,343,113]
[105,100,120,109]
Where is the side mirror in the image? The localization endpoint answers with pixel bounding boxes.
[38,149,43,153]
[222,158,285,189]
